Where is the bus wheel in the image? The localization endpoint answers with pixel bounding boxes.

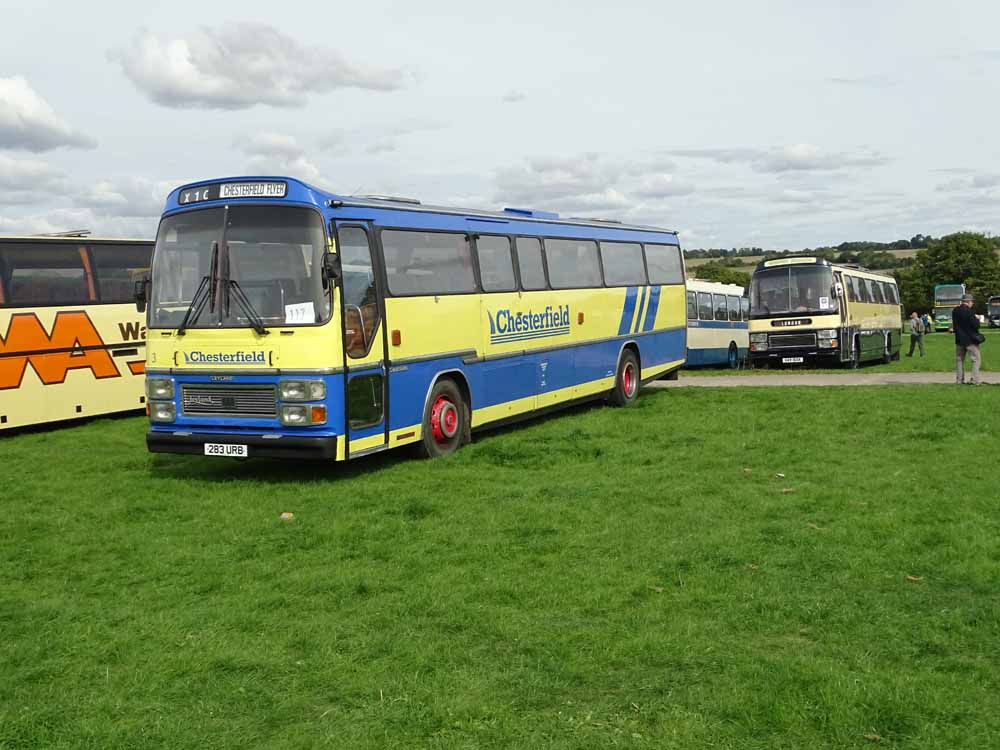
[610,350,640,407]
[728,342,739,369]
[883,335,892,364]
[849,339,861,369]
[418,379,467,458]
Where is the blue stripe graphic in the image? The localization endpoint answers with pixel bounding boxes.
[618,287,638,335]
[633,287,648,333]
[642,285,661,331]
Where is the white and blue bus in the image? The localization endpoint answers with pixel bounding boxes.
[140,176,688,460]
[684,279,748,368]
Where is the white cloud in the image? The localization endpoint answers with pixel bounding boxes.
[0,77,96,152]
[235,132,328,187]
[494,154,695,219]
[0,154,71,205]
[0,208,157,238]
[502,90,526,103]
[936,172,1000,192]
[110,23,410,110]
[74,176,180,217]
[668,144,890,173]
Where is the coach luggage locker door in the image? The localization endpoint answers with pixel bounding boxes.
[835,272,851,363]
[335,223,388,458]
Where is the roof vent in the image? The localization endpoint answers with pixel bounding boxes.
[35,229,91,237]
[360,194,421,205]
[502,207,559,219]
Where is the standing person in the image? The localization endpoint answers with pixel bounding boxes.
[907,311,925,357]
[923,312,933,334]
[952,293,983,385]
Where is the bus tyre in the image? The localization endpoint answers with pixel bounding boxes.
[883,335,893,364]
[418,379,467,459]
[728,342,739,369]
[610,350,640,407]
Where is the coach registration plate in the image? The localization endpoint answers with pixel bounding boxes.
[204,443,248,458]
[782,357,804,364]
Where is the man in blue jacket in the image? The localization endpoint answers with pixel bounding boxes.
[952,293,982,385]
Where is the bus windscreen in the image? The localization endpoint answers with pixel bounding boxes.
[750,266,838,316]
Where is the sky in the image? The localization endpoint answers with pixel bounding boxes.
[1,0,998,249]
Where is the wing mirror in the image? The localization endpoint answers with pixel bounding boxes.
[834,282,844,298]
[134,277,150,313]
[322,253,342,288]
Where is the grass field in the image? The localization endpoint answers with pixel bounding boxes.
[688,327,997,376]
[3,385,1000,748]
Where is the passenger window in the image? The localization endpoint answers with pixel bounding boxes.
[728,295,740,321]
[0,243,93,306]
[886,284,899,304]
[858,279,872,303]
[347,373,384,429]
[846,276,857,302]
[89,243,152,303]
[544,238,601,289]
[476,235,516,292]
[515,237,546,290]
[381,230,475,296]
[644,244,684,284]
[600,242,646,286]
[740,297,750,321]
[713,294,728,321]
[339,226,380,358]
[686,291,697,320]
[698,292,713,320]
[871,281,885,304]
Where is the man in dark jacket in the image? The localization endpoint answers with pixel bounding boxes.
[952,293,982,385]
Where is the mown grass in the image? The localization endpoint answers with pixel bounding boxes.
[688,327,997,376]
[2,386,1000,749]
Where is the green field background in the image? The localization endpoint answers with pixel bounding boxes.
[2,383,999,749]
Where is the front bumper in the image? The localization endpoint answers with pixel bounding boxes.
[750,347,842,366]
[147,430,338,460]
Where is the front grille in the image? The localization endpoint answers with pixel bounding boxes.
[769,333,816,348]
[181,384,277,417]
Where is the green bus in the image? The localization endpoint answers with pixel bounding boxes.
[933,283,965,332]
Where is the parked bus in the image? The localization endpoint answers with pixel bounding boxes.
[684,279,748,368]
[748,256,902,368]
[139,176,687,461]
[933,283,965,332]
[988,296,1000,328]
[0,235,152,430]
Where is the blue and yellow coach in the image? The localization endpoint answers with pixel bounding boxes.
[139,177,687,460]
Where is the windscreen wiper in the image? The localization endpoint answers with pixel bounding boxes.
[227,280,270,336]
[176,241,219,337]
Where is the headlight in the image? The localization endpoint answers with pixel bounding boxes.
[150,401,176,422]
[750,333,768,343]
[817,329,837,339]
[818,339,837,348]
[281,404,327,426]
[279,379,326,401]
[146,378,174,399]
[750,342,768,352]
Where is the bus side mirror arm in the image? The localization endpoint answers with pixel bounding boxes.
[322,253,342,288]
[134,277,149,313]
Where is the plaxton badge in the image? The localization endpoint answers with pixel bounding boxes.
[178,181,288,205]
[182,351,268,365]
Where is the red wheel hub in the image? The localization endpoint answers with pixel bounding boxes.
[623,363,635,396]
[430,396,459,444]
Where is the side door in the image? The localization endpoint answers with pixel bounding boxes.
[334,223,388,457]
[835,272,852,362]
